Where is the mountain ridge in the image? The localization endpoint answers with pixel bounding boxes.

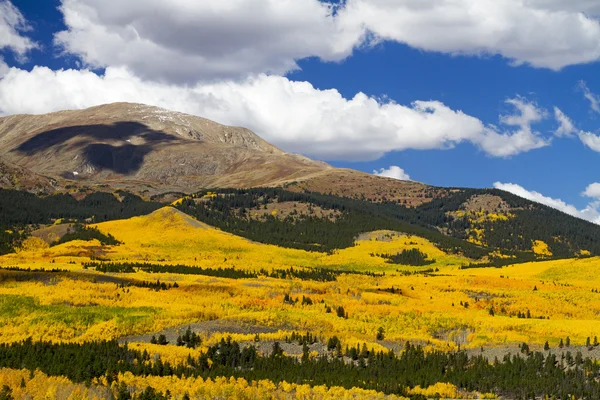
[0,102,332,193]
[2,102,600,263]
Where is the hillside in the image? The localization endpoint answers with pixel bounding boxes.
[2,203,600,399]
[176,187,600,262]
[0,103,330,194]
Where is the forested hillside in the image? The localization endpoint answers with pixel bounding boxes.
[176,187,600,261]
[0,189,162,254]
[176,188,488,258]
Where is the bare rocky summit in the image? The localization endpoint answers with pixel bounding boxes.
[0,103,330,194]
[0,103,427,200]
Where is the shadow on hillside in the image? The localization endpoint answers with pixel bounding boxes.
[15,122,180,174]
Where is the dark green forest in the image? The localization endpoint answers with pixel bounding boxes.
[56,224,120,246]
[419,188,600,259]
[0,189,162,254]
[84,261,382,282]
[376,248,436,266]
[0,338,598,399]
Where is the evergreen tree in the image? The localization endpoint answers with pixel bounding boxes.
[117,382,131,400]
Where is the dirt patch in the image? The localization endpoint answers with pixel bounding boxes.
[119,319,283,345]
[464,290,498,302]
[463,194,510,214]
[239,340,330,357]
[466,344,600,362]
[357,231,408,242]
[242,201,342,221]
[284,169,441,207]
[30,223,75,244]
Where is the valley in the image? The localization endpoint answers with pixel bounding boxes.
[1,190,600,398]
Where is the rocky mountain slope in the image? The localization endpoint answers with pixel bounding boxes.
[0,103,331,194]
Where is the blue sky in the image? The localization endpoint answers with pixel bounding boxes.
[2,0,600,221]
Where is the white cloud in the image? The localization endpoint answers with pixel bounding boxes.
[550,106,600,153]
[342,0,600,71]
[472,97,549,157]
[373,166,411,180]
[0,58,8,77]
[579,81,600,114]
[52,0,600,84]
[583,182,600,199]
[0,0,38,60]
[553,107,578,137]
[54,0,362,82]
[494,182,600,224]
[578,131,600,152]
[0,66,552,160]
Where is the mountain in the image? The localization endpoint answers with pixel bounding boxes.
[0,103,437,204]
[2,102,600,262]
[0,103,330,194]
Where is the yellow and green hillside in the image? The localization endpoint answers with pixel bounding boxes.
[2,188,600,398]
[2,206,600,352]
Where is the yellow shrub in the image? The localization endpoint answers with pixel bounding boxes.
[17,237,49,253]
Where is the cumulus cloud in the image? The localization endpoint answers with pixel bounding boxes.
[52,0,600,83]
[373,166,411,180]
[0,58,8,77]
[0,0,38,60]
[341,0,600,71]
[583,182,600,198]
[553,107,578,137]
[54,0,362,82]
[494,182,600,224]
[0,66,552,160]
[579,81,600,114]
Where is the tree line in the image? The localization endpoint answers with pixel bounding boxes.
[0,337,599,399]
[0,189,162,254]
[84,261,382,282]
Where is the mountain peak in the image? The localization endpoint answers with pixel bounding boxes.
[0,103,329,193]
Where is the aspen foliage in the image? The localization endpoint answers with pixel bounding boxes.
[0,208,600,356]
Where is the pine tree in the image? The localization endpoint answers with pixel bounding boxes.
[376,327,385,341]
[157,334,168,345]
[301,342,310,363]
[0,386,12,400]
[336,341,343,358]
[117,382,131,400]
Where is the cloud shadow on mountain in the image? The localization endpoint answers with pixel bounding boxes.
[15,122,180,174]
